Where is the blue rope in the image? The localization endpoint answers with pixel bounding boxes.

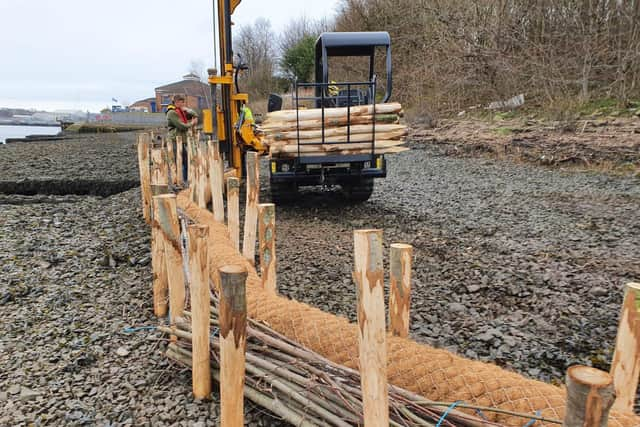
[123,325,157,333]
[210,327,219,338]
[436,401,463,427]
[523,411,541,427]
[474,408,489,421]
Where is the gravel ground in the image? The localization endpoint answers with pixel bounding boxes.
[0,134,282,426]
[273,140,640,386]
[1,129,639,425]
[0,132,140,196]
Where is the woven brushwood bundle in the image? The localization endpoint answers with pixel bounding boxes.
[161,295,533,427]
[261,103,408,158]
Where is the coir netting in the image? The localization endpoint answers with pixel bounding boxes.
[177,193,639,426]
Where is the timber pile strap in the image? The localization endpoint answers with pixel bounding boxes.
[176,193,640,427]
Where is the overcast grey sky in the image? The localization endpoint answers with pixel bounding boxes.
[0,0,341,112]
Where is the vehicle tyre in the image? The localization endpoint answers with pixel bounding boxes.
[270,180,298,204]
[341,177,374,203]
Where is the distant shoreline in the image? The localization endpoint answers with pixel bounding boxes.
[0,122,61,127]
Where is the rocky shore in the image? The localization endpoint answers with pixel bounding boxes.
[1,128,639,425]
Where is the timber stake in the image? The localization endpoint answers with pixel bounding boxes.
[197,141,207,209]
[226,177,240,251]
[219,264,248,427]
[563,365,614,427]
[242,152,259,263]
[188,224,211,399]
[389,243,413,338]
[137,132,151,223]
[153,194,185,334]
[208,139,224,222]
[258,203,276,294]
[176,136,183,185]
[151,191,169,317]
[610,282,640,413]
[353,229,389,427]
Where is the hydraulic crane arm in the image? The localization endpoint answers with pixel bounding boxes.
[207,0,266,178]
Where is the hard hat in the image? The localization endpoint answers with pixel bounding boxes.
[328,81,339,96]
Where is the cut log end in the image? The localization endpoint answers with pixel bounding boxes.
[154,193,176,200]
[569,365,613,387]
[219,264,248,275]
[626,282,640,294]
[390,243,412,250]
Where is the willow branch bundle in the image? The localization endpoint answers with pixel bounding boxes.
[159,293,507,427]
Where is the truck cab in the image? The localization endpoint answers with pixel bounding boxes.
[269,31,393,203]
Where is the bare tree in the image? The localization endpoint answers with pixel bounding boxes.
[234,18,278,99]
[335,0,640,116]
[279,16,333,57]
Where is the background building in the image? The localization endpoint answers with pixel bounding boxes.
[129,97,156,113]
[154,73,211,113]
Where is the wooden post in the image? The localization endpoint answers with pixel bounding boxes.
[242,152,259,263]
[151,193,170,317]
[187,133,197,199]
[389,243,413,338]
[610,282,640,413]
[353,229,388,427]
[227,177,240,251]
[166,137,177,185]
[188,224,211,399]
[153,194,185,330]
[563,365,615,427]
[208,139,225,222]
[150,147,168,186]
[175,136,184,186]
[137,133,152,223]
[258,203,276,294]
[196,141,207,208]
[219,264,248,427]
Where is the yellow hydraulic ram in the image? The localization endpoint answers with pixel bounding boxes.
[204,0,267,178]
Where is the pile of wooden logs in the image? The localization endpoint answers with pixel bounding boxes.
[261,103,408,158]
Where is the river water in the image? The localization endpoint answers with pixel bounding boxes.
[0,125,61,143]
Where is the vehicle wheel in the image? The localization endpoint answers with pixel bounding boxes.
[270,181,298,204]
[341,177,374,203]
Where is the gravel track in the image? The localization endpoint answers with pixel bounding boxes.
[273,141,640,385]
[1,131,639,425]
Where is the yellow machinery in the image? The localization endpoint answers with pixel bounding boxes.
[204,1,393,203]
[204,0,267,178]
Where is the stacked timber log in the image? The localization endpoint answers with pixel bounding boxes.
[261,103,409,158]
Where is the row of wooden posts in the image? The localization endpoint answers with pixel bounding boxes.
[136,132,640,426]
